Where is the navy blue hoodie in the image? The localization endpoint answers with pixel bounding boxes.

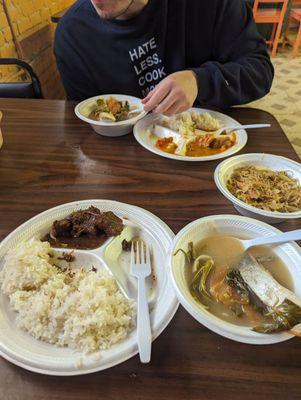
[54,0,274,109]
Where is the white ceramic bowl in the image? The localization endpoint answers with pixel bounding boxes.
[214,153,301,224]
[74,94,147,137]
[168,214,301,345]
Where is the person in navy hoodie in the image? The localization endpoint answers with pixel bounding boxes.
[54,0,274,115]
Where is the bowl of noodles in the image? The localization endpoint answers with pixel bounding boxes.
[214,153,301,223]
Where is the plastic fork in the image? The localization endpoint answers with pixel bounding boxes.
[154,123,271,140]
[212,123,271,138]
[130,241,152,363]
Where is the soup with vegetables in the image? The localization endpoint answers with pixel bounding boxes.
[175,235,301,333]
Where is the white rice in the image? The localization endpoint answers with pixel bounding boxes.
[0,238,136,353]
[164,111,221,138]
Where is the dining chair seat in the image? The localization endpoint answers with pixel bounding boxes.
[254,9,282,22]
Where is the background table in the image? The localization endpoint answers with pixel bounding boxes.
[0,99,300,400]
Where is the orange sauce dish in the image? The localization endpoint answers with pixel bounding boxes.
[156,133,236,157]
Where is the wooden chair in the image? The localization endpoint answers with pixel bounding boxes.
[253,0,289,57]
[282,0,301,58]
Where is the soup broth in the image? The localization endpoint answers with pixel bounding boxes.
[185,235,293,327]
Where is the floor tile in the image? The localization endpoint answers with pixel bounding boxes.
[246,46,301,160]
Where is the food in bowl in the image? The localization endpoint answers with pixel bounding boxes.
[226,165,301,212]
[0,238,136,353]
[89,96,140,122]
[175,235,301,334]
[154,112,236,157]
[42,206,124,250]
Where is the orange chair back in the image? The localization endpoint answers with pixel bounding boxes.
[253,0,288,14]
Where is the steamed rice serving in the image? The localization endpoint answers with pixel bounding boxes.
[162,111,221,139]
[0,238,135,353]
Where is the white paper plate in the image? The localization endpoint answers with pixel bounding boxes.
[0,200,178,375]
[214,153,301,223]
[133,108,248,161]
[168,215,301,345]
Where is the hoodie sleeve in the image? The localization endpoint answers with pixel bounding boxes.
[190,0,274,109]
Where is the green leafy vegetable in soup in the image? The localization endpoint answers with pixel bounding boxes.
[175,242,213,304]
[190,256,214,302]
[253,300,301,333]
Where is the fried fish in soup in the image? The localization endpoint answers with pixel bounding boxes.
[175,235,300,333]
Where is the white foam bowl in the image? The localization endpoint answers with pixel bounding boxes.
[168,214,301,345]
[74,94,147,137]
[214,153,301,224]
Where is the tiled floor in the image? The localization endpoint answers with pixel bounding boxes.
[246,46,301,159]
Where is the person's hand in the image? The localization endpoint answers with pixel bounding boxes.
[142,70,198,116]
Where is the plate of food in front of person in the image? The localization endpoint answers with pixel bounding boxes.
[133,108,248,161]
[0,200,178,375]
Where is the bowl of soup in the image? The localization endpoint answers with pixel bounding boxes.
[75,94,147,137]
[168,215,301,344]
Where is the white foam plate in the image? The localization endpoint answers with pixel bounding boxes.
[133,108,248,161]
[0,200,178,375]
[168,214,301,345]
[214,153,301,223]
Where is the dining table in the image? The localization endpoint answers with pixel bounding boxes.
[0,98,300,400]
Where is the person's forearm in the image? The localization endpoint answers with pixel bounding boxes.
[191,55,274,109]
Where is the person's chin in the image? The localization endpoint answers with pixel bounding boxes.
[94,6,118,19]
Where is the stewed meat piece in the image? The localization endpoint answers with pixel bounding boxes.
[51,219,72,238]
[96,211,125,236]
[50,206,124,239]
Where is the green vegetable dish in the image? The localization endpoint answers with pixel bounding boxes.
[89,97,132,122]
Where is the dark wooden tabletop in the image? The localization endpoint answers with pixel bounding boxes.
[0,98,300,400]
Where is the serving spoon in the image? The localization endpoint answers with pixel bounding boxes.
[239,229,301,251]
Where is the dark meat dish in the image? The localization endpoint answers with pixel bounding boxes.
[122,239,133,252]
[57,252,76,263]
[43,206,124,250]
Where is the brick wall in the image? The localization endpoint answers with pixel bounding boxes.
[0,3,19,80]
[0,0,75,99]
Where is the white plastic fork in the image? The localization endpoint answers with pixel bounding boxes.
[130,241,152,363]
[154,123,271,140]
[212,123,271,138]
